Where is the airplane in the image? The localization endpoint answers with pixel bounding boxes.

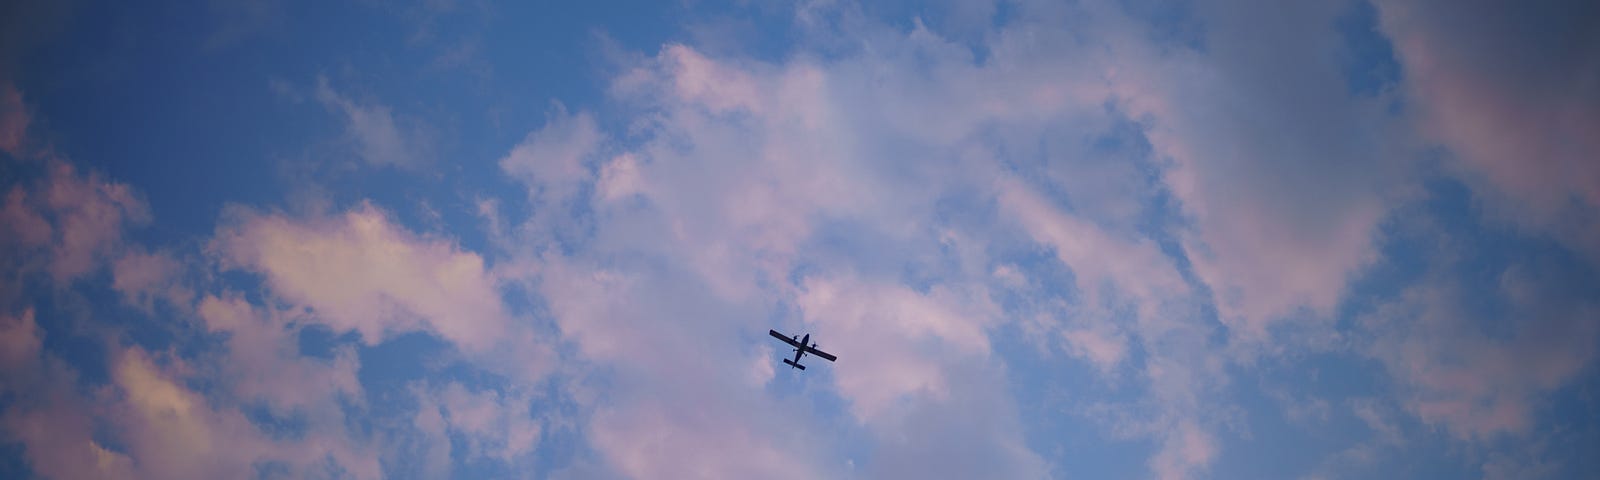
[768,329,837,370]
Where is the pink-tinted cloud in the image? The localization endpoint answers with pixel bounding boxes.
[485,34,1064,478]
[212,202,513,353]
[1362,263,1599,440]
[0,309,41,376]
[0,160,153,285]
[44,161,151,283]
[0,83,27,155]
[0,306,381,480]
[587,399,826,480]
[499,106,603,202]
[1105,1,1406,339]
[795,274,996,420]
[1062,326,1129,373]
[412,382,542,463]
[528,255,838,480]
[1374,0,1600,257]
[107,346,382,479]
[1151,420,1218,480]
[997,177,1186,312]
[0,187,51,249]
[195,292,364,415]
[0,326,139,480]
[111,249,194,313]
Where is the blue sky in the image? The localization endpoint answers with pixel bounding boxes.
[0,0,1597,479]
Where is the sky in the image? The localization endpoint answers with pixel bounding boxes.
[0,0,1597,479]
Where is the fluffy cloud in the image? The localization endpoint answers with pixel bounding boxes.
[500,106,603,202]
[4,1,1597,479]
[0,160,150,285]
[195,292,365,416]
[0,310,138,480]
[212,202,513,353]
[490,27,1058,477]
[0,113,538,478]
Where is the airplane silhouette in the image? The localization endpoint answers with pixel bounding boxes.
[769,329,837,370]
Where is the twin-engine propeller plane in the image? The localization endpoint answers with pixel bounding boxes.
[768,329,837,370]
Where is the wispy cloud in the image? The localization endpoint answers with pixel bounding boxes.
[2,0,1597,478]
[1373,0,1600,258]
[315,77,432,170]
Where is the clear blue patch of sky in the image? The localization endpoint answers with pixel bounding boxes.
[0,428,30,480]
[355,330,450,416]
[1538,374,1600,477]
[1334,0,1401,97]
[5,0,762,256]
[295,324,356,360]
[29,282,117,387]
[242,401,311,442]
[1212,360,1383,479]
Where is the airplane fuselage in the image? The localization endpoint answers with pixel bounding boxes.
[791,333,811,364]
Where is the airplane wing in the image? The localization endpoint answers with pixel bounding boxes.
[804,346,837,362]
[769,330,802,348]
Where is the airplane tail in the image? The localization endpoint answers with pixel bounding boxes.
[782,359,806,370]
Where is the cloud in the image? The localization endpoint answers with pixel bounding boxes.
[5,2,1596,479]
[0,186,50,250]
[315,76,430,169]
[528,256,837,480]
[0,310,139,479]
[1373,0,1600,257]
[0,83,27,155]
[0,306,381,479]
[195,292,365,415]
[111,249,194,313]
[107,345,382,479]
[586,398,826,480]
[1361,261,1599,440]
[212,202,514,354]
[1150,420,1218,480]
[795,274,997,419]
[1104,1,1407,338]
[795,274,1051,479]
[487,30,1062,477]
[997,177,1186,313]
[412,382,542,463]
[499,105,603,199]
[43,161,152,283]
[0,159,149,287]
